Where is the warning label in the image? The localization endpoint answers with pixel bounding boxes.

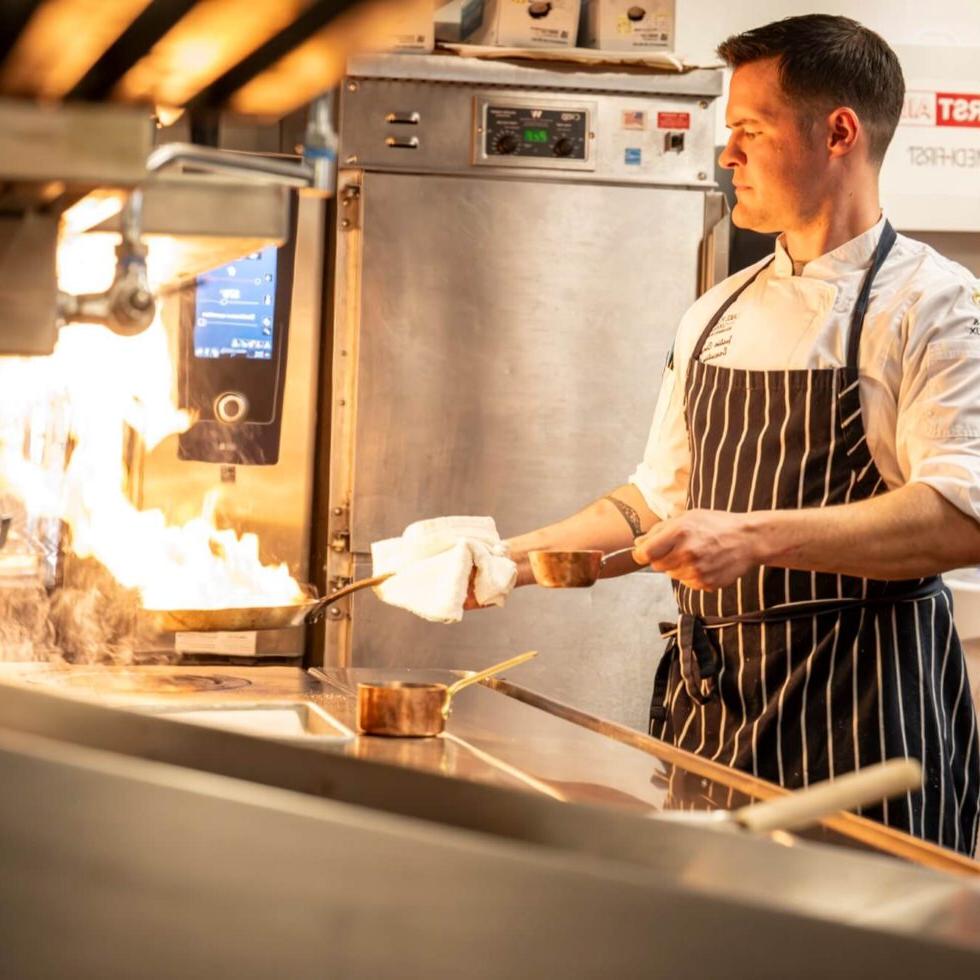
[657,111,690,130]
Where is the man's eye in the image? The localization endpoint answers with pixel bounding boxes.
[744,131,758,140]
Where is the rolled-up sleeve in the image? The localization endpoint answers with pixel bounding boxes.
[628,358,690,520]
[897,278,980,523]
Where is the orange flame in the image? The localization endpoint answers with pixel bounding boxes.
[0,223,304,613]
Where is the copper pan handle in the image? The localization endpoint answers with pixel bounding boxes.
[442,650,538,715]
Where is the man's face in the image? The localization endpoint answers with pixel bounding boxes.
[719,57,827,234]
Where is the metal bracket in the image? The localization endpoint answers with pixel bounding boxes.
[339,184,361,231]
[698,191,731,296]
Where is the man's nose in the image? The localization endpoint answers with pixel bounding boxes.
[718,135,743,170]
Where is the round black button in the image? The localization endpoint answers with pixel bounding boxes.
[494,132,519,155]
[553,137,574,157]
[214,392,249,424]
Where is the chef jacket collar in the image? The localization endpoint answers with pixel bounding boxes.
[772,213,886,280]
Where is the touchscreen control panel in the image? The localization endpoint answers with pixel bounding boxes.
[178,238,294,466]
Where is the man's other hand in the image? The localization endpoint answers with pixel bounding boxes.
[632,509,762,591]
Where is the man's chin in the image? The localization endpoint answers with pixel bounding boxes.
[730,201,781,235]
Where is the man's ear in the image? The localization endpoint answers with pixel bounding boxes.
[827,106,861,157]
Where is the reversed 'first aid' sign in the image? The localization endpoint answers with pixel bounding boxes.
[880,47,980,231]
[903,91,980,127]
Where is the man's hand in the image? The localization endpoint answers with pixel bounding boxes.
[462,566,484,610]
[633,509,762,591]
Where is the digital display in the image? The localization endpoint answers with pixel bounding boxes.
[193,247,277,359]
[523,127,549,143]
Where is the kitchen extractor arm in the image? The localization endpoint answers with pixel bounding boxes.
[504,485,660,588]
[56,188,155,336]
[145,93,337,197]
[633,481,980,591]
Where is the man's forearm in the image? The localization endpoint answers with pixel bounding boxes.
[756,482,980,580]
[506,484,658,586]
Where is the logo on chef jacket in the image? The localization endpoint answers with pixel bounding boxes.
[901,91,980,127]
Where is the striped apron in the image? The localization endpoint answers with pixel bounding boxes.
[649,222,980,854]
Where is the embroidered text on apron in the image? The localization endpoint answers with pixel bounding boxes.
[649,222,980,855]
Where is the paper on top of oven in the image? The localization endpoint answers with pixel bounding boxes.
[438,43,722,73]
[371,516,517,624]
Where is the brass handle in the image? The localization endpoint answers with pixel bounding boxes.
[600,545,645,568]
[442,650,538,716]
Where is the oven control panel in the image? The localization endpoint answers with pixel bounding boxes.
[474,96,595,171]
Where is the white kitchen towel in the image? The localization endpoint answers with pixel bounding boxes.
[371,516,517,624]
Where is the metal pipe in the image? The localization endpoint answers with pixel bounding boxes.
[302,93,338,198]
[146,142,313,187]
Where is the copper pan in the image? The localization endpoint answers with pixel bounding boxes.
[143,573,393,633]
[357,650,538,737]
[528,546,642,588]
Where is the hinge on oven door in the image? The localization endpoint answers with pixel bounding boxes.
[339,184,361,231]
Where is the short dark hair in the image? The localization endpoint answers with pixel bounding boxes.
[717,15,905,164]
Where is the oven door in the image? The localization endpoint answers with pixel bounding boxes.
[326,170,709,730]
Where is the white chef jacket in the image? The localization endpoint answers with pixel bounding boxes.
[629,216,980,524]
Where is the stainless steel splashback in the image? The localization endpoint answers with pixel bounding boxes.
[322,57,727,729]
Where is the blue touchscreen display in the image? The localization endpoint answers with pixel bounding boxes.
[193,247,277,359]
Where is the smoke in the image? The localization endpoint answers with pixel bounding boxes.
[0,555,171,666]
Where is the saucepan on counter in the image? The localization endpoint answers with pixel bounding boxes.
[528,546,643,588]
[357,650,538,737]
[143,573,394,632]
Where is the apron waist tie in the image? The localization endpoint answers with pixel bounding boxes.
[651,577,944,722]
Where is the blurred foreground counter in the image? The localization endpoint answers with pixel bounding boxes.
[0,663,977,978]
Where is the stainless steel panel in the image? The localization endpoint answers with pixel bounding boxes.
[347,52,725,98]
[340,78,717,186]
[327,170,700,727]
[87,175,291,287]
[0,214,58,355]
[0,97,152,188]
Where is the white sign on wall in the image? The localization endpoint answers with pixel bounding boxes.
[880,46,980,231]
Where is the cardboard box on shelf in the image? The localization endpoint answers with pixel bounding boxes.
[471,0,581,49]
[435,0,486,43]
[375,0,438,53]
[582,0,674,51]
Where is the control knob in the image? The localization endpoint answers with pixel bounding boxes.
[553,137,574,158]
[493,131,519,155]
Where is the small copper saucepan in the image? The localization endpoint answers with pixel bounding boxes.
[528,546,643,588]
[357,650,538,737]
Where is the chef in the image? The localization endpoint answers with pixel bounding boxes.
[497,15,980,855]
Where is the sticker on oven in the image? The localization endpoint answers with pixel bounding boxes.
[657,112,691,130]
[624,147,642,165]
[622,110,646,130]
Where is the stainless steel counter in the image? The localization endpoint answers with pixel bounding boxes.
[5,662,977,875]
[1,663,980,978]
[0,663,711,811]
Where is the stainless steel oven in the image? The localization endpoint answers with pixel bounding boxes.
[320,54,729,729]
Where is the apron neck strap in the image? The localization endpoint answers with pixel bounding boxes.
[846,220,897,370]
[690,258,773,363]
